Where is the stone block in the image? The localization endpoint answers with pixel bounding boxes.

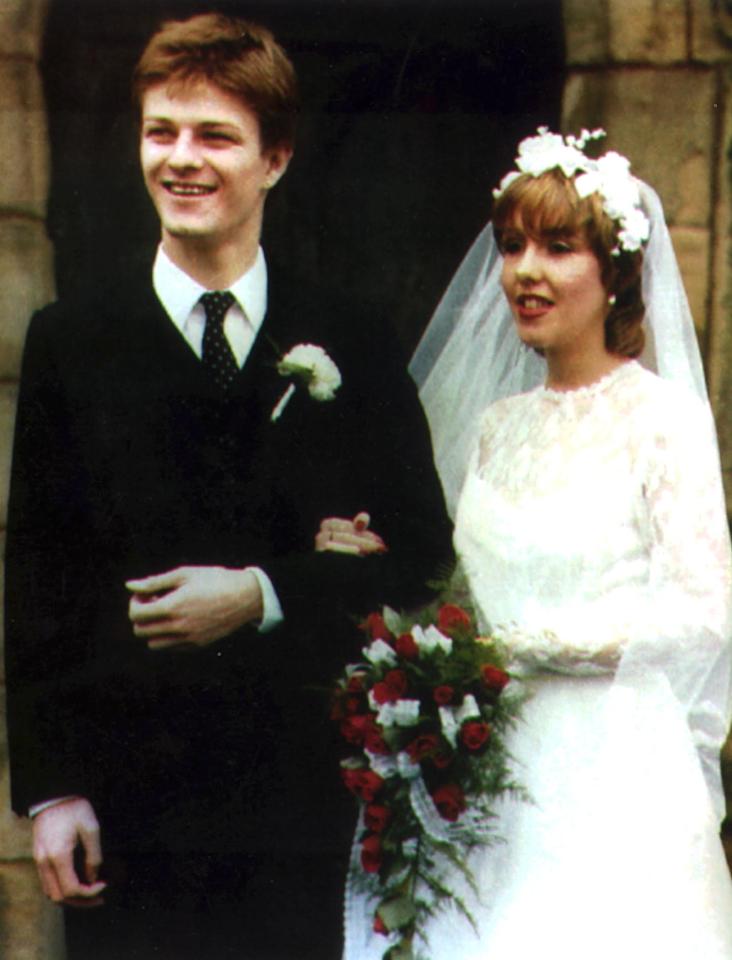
[0,0,49,60]
[0,385,18,530]
[0,687,32,860]
[608,0,687,64]
[0,59,49,218]
[562,68,715,226]
[0,860,64,960]
[668,226,710,339]
[691,0,732,63]
[705,66,732,506]
[563,0,610,65]
[564,0,688,65]
[0,219,55,380]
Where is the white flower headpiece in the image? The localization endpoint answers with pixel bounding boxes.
[493,127,650,255]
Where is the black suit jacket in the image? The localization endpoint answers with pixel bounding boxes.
[4,252,452,857]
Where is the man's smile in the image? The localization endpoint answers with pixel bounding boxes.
[163,181,217,197]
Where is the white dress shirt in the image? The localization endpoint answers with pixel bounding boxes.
[152,244,284,632]
[152,244,267,366]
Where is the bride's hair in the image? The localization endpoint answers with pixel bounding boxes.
[492,169,645,359]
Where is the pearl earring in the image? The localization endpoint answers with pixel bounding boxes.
[608,294,617,307]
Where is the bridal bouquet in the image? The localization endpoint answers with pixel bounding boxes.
[333,598,525,959]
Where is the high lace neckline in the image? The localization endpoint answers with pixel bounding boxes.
[540,359,639,403]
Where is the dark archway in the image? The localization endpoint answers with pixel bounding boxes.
[42,0,564,349]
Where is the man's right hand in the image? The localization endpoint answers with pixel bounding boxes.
[32,797,106,907]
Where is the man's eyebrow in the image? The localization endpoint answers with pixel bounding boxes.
[198,121,241,130]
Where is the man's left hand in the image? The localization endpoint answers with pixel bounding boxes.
[126,566,263,650]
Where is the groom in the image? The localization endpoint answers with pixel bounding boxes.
[4,13,452,960]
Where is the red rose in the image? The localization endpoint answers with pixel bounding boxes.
[365,803,392,833]
[406,733,439,762]
[384,669,408,698]
[437,603,471,634]
[460,721,491,752]
[433,684,455,706]
[361,612,393,642]
[345,695,364,715]
[373,913,389,936]
[432,783,466,822]
[340,714,372,746]
[482,664,510,694]
[361,833,382,873]
[364,724,391,756]
[341,768,385,802]
[341,768,362,795]
[372,669,408,705]
[347,674,367,693]
[356,770,385,802]
[372,681,394,705]
[395,632,419,660]
[432,749,453,770]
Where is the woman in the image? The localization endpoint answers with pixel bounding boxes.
[334,129,732,958]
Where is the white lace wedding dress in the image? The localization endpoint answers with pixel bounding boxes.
[344,360,732,959]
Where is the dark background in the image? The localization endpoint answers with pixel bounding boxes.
[42,0,564,350]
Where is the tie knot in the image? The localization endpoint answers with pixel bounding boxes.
[200,291,236,326]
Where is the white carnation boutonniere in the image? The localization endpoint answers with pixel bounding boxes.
[270,343,342,422]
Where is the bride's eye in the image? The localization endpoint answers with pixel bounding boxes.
[501,235,524,255]
[548,239,574,255]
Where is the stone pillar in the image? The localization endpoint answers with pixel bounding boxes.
[0,1,62,956]
[562,0,732,835]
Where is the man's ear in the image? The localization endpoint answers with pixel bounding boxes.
[263,144,293,190]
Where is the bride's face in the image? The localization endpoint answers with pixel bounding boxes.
[500,217,609,360]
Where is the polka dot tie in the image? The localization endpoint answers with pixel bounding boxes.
[201,290,239,391]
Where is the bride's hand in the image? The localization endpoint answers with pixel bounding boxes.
[315,512,388,556]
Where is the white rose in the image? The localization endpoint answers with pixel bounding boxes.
[363,638,397,667]
[411,624,453,656]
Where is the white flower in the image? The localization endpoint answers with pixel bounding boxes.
[376,699,421,728]
[396,751,422,780]
[411,624,453,656]
[439,694,481,747]
[277,343,342,401]
[515,127,588,180]
[438,706,460,747]
[363,639,397,667]
[617,206,651,252]
[456,694,481,723]
[271,342,342,421]
[366,751,398,778]
[493,128,650,255]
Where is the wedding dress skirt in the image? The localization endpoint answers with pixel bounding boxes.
[344,363,732,959]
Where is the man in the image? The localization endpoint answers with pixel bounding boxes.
[4,13,452,960]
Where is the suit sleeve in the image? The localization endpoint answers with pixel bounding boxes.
[4,309,94,813]
[262,309,454,640]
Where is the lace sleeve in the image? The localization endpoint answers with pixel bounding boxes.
[616,390,732,817]
[640,395,732,644]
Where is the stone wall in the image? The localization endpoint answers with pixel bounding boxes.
[0,1,62,956]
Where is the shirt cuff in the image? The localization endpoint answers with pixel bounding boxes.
[246,567,284,633]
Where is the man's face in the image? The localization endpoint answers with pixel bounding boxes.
[140,79,290,253]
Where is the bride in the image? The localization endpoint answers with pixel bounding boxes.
[329,129,732,958]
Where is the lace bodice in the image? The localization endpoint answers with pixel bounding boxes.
[456,361,731,663]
